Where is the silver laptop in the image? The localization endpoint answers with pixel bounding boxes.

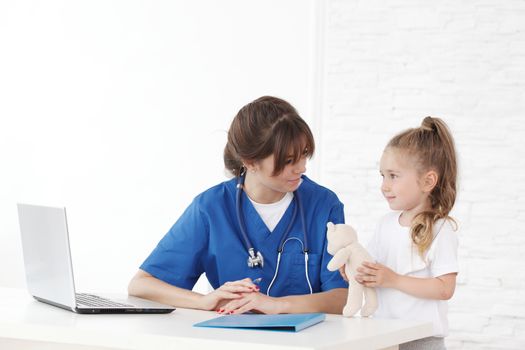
[17,203,175,314]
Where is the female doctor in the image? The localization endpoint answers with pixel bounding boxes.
[128,96,348,315]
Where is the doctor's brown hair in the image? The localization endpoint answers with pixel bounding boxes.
[224,96,315,177]
[387,117,458,257]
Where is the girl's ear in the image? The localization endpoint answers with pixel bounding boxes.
[422,170,438,193]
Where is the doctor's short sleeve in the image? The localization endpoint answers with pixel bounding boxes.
[327,201,345,225]
[140,199,208,290]
[427,220,459,278]
[319,202,349,292]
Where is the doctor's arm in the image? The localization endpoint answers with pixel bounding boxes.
[128,270,257,311]
[279,287,348,314]
[219,287,348,315]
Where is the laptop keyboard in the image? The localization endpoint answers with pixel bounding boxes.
[76,293,134,308]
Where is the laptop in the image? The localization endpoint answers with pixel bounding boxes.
[17,203,175,314]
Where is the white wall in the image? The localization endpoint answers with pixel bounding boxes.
[0,0,317,293]
[319,1,525,349]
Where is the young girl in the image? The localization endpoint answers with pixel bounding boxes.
[356,117,459,350]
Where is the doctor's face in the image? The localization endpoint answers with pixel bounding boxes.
[250,152,307,199]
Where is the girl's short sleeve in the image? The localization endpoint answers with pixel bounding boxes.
[427,221,459,278]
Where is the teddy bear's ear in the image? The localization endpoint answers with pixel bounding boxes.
[326,222,335,230]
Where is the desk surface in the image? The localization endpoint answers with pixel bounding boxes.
[0,287,432,350]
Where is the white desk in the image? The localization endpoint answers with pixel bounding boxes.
[0,287,432,350]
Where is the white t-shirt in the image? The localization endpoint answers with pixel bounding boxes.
[249,192,294,232]
[367,211,459,337]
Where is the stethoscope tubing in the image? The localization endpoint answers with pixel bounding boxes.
[236,173,309,256]
[235,172,313,295]
[235,173,250,253]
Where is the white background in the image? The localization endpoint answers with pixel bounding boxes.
[1,1,524,349]
[0,0,318,293]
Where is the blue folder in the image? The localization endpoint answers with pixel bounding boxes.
[193,313,325,332]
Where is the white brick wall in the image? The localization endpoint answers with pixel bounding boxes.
[318,1,525,349]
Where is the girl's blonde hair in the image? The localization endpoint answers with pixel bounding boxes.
[387,117,458,257]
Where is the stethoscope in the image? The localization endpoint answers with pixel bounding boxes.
[235,170,313,296]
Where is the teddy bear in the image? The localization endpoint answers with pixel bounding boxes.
[326,222,378,317]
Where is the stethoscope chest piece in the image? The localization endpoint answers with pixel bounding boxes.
[235,172,312,295]
[247,248,264,268]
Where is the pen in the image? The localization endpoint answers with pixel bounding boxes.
[252,277,262,285]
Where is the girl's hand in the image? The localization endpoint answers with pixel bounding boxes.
[338,265,349,282]
[218,292,285,315]
[199,278,259,311]
[355,261,398,288]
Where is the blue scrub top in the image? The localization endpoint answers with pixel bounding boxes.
[140,175,348,297]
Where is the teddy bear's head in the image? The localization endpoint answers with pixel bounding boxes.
[326,222,358,255]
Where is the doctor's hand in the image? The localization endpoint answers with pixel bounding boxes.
[355,261,398,288]
[218,292,284,315]
[199,278,259,311]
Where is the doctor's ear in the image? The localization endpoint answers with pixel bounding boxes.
[242,161,257,173]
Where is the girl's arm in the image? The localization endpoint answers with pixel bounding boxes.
[356,261,457,300]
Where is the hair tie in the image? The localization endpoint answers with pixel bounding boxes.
[421,116,437,132]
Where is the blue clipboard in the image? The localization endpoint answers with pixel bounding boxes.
[193,313,325,332]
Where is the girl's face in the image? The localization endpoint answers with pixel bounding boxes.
[379,148,429,212]
[246,152,307,203]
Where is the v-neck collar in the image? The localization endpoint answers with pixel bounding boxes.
[240,190,297,247]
